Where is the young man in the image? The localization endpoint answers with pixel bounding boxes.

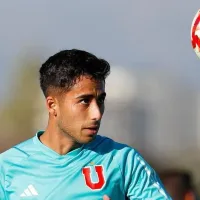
[0,49,171,199]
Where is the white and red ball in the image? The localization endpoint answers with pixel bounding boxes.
[191,9,200,58]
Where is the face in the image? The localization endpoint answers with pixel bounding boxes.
[47,76,106,144]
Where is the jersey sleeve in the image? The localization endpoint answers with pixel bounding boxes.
[0,159,6,200]
[121,149,172,200]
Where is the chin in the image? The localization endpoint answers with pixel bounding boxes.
[80,135,97,144]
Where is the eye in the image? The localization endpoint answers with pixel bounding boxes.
[80,98,90,105]
[98,97,105,105]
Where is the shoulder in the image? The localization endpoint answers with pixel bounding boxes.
[0,136,38,169]
[88,135,138,159]
[90,135,153,170]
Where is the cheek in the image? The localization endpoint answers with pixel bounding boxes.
[58,112,76,132]
[59,104,85,125]
[56,104,71,123]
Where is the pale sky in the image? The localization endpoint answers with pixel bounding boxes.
[0,0,200,100]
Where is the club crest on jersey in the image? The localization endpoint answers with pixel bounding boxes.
[82,165,106,190]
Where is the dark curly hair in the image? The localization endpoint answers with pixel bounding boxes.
[39,49,110,96]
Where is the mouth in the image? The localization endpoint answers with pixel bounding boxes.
[83,126,99,135]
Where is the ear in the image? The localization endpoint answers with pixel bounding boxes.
[46,96,58,116]
[185,191,196,200]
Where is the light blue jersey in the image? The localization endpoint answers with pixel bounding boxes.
[0,131,171,200]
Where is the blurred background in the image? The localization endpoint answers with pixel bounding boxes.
[0,1,200,199]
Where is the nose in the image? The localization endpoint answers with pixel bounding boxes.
[89,101,103,121]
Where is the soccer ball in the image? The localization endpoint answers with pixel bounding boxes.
[191,9,200,58]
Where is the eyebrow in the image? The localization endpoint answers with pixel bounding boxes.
[76,92,106,99]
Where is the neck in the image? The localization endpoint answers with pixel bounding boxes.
[40,122,81,155]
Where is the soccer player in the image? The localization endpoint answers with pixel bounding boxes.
[0,49,171,199]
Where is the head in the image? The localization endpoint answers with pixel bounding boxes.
[39,49,110,144]
[159,170,197,200]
